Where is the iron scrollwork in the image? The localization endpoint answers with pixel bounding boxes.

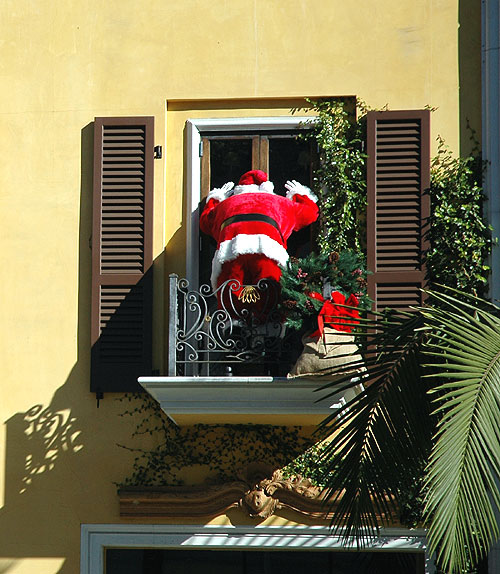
[169,274,298,376]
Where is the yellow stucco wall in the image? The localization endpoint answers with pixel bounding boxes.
[0,1,477,572]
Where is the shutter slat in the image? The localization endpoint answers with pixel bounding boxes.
[91,116,154,393]
[367,110,430,312]
[102,186,144,191]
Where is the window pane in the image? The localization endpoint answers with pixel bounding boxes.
[106,548,422,574]
[268,136,315,257]
[268,136,312,196]
[106,549,245,574]
[245,550,330,573]
[210,138,253,189]
[106,549,144,573]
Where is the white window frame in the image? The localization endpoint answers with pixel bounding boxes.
[81,523,434,574]
[185,116,312,288]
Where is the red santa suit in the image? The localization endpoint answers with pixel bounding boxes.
[199,170,319,298]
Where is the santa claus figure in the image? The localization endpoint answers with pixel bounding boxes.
[199,169,319,314]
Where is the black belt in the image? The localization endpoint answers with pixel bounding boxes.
[220,213,284,243]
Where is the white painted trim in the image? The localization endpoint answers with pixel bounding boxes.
[185,116,313,287]
[138,376,354,421]
[185,120,202,285]
[81,523,434,574]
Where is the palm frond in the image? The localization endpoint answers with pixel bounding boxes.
[317,308,432,542]
[316,287,500,573]
[421,291,500,573]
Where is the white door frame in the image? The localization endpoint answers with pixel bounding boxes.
[81,523,434,574]
[185,116,312,288]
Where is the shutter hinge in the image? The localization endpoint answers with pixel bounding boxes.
[154,145,162,159]
[199,141,203,157]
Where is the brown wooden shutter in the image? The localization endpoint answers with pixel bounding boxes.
[91,117,154,393]
[366,110,430,312]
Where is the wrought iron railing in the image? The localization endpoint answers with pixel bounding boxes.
[168,274,300,376]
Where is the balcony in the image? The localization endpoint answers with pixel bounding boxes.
[167,274,301,377]
[139,274,357,425]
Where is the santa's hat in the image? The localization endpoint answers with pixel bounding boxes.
[233,170,274,195]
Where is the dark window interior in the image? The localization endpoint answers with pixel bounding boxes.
[209,138,253,190]
[268,136,313,196]
[106,548,425,574]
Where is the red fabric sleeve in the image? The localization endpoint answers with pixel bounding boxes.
[291,194,319,231]
[199,198,220,238]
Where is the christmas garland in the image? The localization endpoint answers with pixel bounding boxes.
[280,250,370,332]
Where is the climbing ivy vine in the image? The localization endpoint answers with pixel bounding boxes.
[117,393,313,487]
[427,136,492,296]
[302,98,368,253]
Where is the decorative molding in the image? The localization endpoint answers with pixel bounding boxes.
[238,462,323,519]
[119,461,326,519]
[118,461,391,522]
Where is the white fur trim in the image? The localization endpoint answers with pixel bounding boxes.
[233,182,275,195]
[259,180,274,193]
[207,187,230,202]
[210,234,289,289]
[285,185,318,203]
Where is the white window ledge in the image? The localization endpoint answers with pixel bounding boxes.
[138,376,355,426]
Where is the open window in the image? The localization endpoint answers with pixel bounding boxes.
[198,131,317,286]
[184,116,314,289]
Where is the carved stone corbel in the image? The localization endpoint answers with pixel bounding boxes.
[237,461,320,518]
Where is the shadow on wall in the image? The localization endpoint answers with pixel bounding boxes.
[458,0,482,155]
[0,123,157,574]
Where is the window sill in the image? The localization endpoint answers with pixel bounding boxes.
[138,376,354,426]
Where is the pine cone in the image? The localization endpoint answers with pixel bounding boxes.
[305,300,314,312]
[283,299,298,309]
[328,251,340,264]
[356,276,367,288]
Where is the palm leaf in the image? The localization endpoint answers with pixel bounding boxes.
[317,308,432,542]
[421,290,500,573]
[316,288,500,573]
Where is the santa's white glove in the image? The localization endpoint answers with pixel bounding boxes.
[285,180,318,202]
[207,181,234,202]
